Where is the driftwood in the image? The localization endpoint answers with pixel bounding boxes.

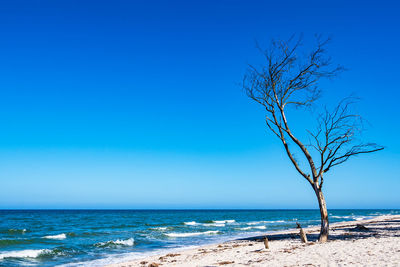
[263,236,269,249]
[296,222,308,243]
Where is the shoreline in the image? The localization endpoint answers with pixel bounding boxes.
[105,214,400,266]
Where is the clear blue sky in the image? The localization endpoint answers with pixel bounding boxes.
[1,0,399,209]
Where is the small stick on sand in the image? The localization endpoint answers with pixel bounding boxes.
[264,236,269,249]
[296,222,308,243]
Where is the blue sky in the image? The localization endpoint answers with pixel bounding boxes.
[0,0,399,209]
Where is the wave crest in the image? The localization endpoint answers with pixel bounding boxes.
[246,220,285,225]
[96,238,135,247]
[239,225,267,230]
[42,233,67,240]
[184,221,198,226]
[151,227,168,231]
[165,230,219,237]
[185,221,226,227]
[203,223,226,227]
[0,249,51,259]
[213,220,235,224]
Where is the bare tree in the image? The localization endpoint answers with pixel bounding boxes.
[243,36,383,242]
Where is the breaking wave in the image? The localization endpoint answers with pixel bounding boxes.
[95,238,135,247]
[184,221,198,226]
[184,221,228,227]
[165,231,220,237]
[239,225,267,230]
[151,227,168,231]
[213,220,235,224]
[203,223,226,227]
[331,215,371,221]
[246,220,285,225]
[42,233,67,240]
[0,249,51,259]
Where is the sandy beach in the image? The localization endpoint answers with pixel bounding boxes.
[107,215,400,267]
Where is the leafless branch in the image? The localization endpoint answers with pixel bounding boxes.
[244,35,343,185]
[244,35,382,190]
[310,98,384,186]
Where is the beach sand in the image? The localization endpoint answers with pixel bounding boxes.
[107,215,400,267]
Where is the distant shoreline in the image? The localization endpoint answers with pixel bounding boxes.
[106,214,400,266]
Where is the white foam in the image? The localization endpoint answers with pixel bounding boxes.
[97,238,135,247]
[245,220,285,225]
[213,220,235,224]
[184,221,198,226]
[42,233,67,240]
[240,225,267,230]
[331,215,352,219]
[246,222,261,225]
[327,214,378,221]
[152,227,167,231]
[203,223,226,227]
[0,249,50,259]
[113,238,135,246]
[7,228,27,234]
[165,231,219,237]
[355,217,366,221]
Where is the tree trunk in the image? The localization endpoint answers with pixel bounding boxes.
[314,187,329,242]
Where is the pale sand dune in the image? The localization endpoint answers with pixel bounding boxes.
[106,215,400,267]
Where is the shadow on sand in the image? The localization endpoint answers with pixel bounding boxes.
[238,219,400,243]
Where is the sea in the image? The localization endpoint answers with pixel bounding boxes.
[0,209,398,267]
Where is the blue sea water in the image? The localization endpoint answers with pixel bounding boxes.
[0,209,398,266]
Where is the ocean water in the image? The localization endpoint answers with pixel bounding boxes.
[0,209,398,267]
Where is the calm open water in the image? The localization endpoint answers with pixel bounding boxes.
[0,209,398,266]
